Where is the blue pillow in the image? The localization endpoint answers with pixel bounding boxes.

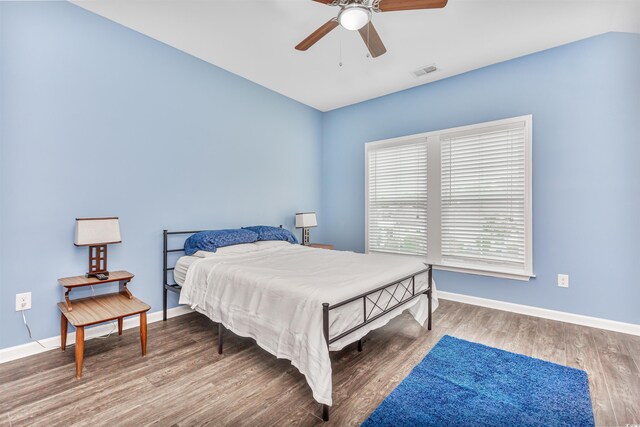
[184,229,258,256]
[242,226,298,244]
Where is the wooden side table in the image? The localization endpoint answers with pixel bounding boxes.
[57,271,150,378]
[307,243,334,250]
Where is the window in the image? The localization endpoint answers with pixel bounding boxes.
[366,139,428,256]
[365,115,533,280]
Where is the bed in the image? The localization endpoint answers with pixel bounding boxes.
[162,229,436,421]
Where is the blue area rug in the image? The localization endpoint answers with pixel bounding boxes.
[362,335,594,427]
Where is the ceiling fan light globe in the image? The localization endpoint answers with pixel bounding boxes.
[338,6,371,31]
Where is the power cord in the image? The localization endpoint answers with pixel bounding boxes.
[20,286,120,349]
[21,310,59,349]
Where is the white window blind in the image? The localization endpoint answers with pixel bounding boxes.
[366,140,428,256]
[441,122,528,274]
[365,115,533,280]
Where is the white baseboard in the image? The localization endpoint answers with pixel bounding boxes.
[4,293,637,364]
[438,291,640,336]
[0,305,193,365]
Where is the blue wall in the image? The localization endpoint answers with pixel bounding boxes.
[321,32,640,325]
[0,2,322,349]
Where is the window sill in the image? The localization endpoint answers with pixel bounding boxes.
[368,251,534,281]
[432,264,535,281]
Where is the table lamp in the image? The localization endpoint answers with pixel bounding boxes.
[295,212,317,246]
[74,217,121,280]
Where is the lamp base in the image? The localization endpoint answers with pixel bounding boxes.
[87,244,109,279]
[301,228,311,245]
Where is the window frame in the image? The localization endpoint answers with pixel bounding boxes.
[365,115,534,281]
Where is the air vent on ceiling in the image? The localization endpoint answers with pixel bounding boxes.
[412,64,437,78]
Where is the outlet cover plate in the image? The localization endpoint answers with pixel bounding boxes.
[557,274,569,288]
[16,292,32,311]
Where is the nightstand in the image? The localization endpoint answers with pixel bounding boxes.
[307,243,334,250]
[57,271,150,378]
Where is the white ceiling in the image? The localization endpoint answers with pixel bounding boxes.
[72,0,640,111]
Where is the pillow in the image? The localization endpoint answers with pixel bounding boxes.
[193,243,260,258]
[184,229,258,256]
[253,240,292,249]
[242,225,298,244]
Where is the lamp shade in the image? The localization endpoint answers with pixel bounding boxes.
[295,212,317,228]
[74,217,121,246]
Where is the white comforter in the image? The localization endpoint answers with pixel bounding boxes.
[178,244,437,406]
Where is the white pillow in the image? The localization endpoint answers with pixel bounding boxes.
[253,240,293,249]
[193,243,259,258]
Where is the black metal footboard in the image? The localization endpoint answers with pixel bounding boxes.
[320,265,433,421]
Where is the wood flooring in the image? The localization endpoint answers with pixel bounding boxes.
[1,300,639,426]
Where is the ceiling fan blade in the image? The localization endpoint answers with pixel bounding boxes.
[358,22,387,58]
[312,0,335,4]
[295,18,339,51]
[378,0,447,12]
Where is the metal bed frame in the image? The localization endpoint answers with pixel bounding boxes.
[162,229,433,422]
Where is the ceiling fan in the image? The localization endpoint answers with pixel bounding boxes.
[295,0,448,58]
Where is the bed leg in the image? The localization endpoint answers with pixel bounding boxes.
[162,287,168,322]
[322,303,331,422]
[427,288,432,331]
[357,338,363,352]
[427,266,433,331]
[218,323,224,354]
[322,404,329,421]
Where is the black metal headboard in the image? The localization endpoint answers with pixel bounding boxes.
[162,229,204,320]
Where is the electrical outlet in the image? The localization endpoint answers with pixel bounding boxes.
[16,292,32,311]
[557,274,569,288]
